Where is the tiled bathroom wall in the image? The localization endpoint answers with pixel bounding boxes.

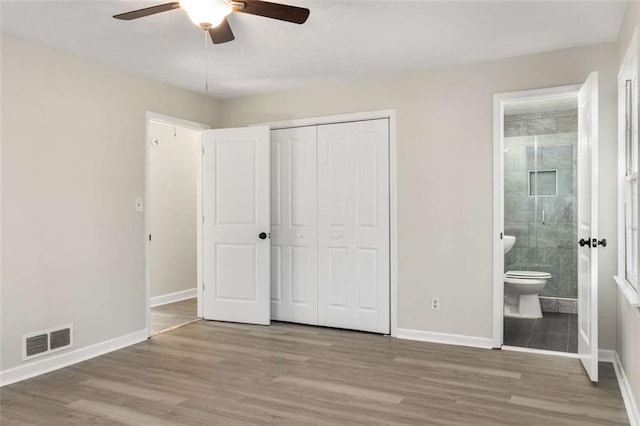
[504,108,578,304]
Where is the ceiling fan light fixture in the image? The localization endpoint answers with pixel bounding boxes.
[179,0,232,28]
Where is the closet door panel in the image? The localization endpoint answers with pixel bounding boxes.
[327,135,350,227]
[270,245,282,303]
[290,246,310,304]
[329,247,350,308]
[356,133,379,228]
[318,119,390,334]
[270,141,284,305]
[270,126,318,324]
[356,248,378,311]
[290,140,310,227]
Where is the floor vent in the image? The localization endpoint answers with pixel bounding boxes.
[50,328,72,350]
[25,334,48,358]
[23,324,74,361]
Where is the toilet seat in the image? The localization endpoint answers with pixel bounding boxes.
[504,277,547,285]
[505,270,551,279]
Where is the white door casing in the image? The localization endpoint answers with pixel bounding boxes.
[317,119,390,334]
[270,127,319,325]
[577,72,599,382]
[202,126,271,325]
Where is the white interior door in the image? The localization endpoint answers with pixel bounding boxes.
[202,126,271,325]
[577,72,599,382]
[317,119,390,334]
[270,127,319,324]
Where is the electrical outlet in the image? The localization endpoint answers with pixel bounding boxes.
[431,297,440,311]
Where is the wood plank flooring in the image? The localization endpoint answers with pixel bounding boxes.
[0,321,629,425]
[151,298,199,335]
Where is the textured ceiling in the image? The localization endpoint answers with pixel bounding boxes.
[0,0,628,99]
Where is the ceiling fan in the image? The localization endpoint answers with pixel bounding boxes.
[113,0,310,44]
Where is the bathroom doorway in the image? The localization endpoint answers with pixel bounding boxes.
[502,95,579,353]
[493,75,601,381]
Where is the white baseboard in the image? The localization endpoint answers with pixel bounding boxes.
[396,328,494,349]
[599,349,616,363]
[611,352,640,426]
[0,328,148,387]
[150,288,197,307]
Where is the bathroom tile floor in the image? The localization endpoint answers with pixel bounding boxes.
[504,312,578,353]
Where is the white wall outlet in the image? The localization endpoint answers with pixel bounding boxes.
[135,197,144,212]
[431,297,440,311]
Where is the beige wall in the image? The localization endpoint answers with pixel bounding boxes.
[0,23,629,390]
[221,42,619,349]
[149,122,200,299]
[617,1,640,414]
[0,36,219,372]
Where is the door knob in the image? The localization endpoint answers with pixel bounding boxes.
[578,238,590,247]
[595,238,607,247]
[259,232,267,240]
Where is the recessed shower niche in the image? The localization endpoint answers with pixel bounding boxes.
[529,170,557,196]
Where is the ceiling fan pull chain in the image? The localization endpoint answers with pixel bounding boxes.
[204,29,209,93]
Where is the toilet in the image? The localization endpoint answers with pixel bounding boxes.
[504,271,551,319]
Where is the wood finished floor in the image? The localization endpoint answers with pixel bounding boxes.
[0,321,629,425]
[151,298,199,335]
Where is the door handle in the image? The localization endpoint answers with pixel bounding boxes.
[259,232,268,240]
[578,238,590,247]
[593,238,607,248]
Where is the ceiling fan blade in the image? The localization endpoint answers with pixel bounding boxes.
[209,18,235,44]
[235,0,310,24]
[113,2,180,20]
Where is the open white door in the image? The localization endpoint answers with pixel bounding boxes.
[577,72,599,382]
[202,126,271,325]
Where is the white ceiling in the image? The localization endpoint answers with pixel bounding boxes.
[0,0,628,99]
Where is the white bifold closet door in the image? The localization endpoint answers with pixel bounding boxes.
[270,126,319,325]
[317,119,390,334]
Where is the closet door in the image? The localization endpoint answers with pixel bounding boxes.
[270,127,319,324]
[317,119,390,334]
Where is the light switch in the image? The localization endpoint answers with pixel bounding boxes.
[135,198,144,212]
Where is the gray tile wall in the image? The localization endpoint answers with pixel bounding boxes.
[504,109,578,299]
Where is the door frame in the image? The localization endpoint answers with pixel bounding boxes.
[253,109,398,336]
[492,85,583,349]
[144,111,210,337]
